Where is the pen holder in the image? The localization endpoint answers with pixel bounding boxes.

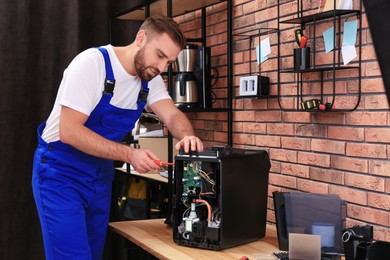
[294,47,310,70]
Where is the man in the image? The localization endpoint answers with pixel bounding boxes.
[32,15,203,259]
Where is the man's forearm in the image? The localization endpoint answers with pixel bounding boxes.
[60,122,132,162]
[165,111,196,140]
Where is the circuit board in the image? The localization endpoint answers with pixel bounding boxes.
[182,161,202,196]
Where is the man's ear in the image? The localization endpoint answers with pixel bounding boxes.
[135,30,147,48]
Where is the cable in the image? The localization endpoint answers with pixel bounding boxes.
[194,199,212,224]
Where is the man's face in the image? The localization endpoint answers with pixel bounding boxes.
[134,32,181,82]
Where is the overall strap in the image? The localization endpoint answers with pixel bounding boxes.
[138,81,149,107]
[97,47,115,95]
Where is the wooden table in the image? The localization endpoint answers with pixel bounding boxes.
[115,167,168,183]
[109,218,280,260]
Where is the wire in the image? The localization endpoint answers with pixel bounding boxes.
[194,199,212,224]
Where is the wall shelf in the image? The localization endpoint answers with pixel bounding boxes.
[114,0,225,20]
[280,65,360,73]
[233,27,279,100]
[277,0,362,112]
[280,9,361,25]
[235,95,278,100]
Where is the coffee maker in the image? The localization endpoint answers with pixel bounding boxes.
[172,44,199,109]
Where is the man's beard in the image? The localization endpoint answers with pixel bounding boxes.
[134,46,160,82]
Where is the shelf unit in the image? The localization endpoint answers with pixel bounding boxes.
[110,0,233,225]
[277,0,363,112]
[233,27,279,100]
[111,0,233,130]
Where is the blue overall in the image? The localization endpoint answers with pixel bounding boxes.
[32,47,149,259]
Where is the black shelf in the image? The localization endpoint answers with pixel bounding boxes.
[178,107,230,113]
[280,66,360,73]
[233,28,278,38]
[280,9,361,24]
[113,0,225,20]
[235,95,277,100]
[277,0,362,112]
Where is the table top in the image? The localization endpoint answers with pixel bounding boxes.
[109,218,280,260]
[115,167,168,183]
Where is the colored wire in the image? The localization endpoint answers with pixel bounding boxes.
[194,199,212,224]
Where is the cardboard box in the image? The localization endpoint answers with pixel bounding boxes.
[138,136,178,163]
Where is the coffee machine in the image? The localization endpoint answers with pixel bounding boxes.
[172,44,212,109]
[172,44,199,109]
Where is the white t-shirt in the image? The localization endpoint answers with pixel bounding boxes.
[42,45,171,143]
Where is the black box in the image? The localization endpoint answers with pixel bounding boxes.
[172,147,271,250]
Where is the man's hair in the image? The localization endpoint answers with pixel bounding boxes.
[139,15,186,49]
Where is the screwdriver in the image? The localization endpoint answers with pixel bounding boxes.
[153,159,174,167]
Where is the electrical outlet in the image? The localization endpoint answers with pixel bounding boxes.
[239,76,258,96]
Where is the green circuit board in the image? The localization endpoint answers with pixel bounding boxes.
[182,161,202,196]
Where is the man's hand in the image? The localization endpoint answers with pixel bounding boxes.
[175,136,204,153]
[126,148,160,173]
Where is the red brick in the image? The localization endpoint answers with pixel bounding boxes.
[298,151,330,167]
[313,112,345,125]
[345,173,385,192]
[310,168,344,185]
[232,122,243,133]
[365,128,390,143]
[280,163,310,178]
[388,145,390,159]
[328,126,364,141]
[361,46,379,64]
[331,156,368,173]
[233,111,255,121]
[368,192,390,211]
[297,179,329,194]
[242,123,267,134]
[206,32,227,46]
[213,131,228,143]
[364,94,390,110]
[329,185,367,205]
[255,135,281,148]
[270,160,281,174]
[282,112,311,123]
[197,130,213,141]
[269,173,297,189]
[243,99,268,110]
[205,120,223,131]
[361,77,386,94]
[311,139,346,155]
[190,120,205,129]
[295,124,327,137]
[346,143,387,159]
[233,133,255,145]
[373,227,390,243]
[267,124,295,136]
[387,180,390,193]
[362,61,381,77]
[255,111,281,122]
[346,112,388,126]
[281,137,311,150]
[267,208,276,223]
[242,1,258,14]
[347,204,388,226]
[369,160,390,177]
[269,148,298,163]
[193,112,227,120]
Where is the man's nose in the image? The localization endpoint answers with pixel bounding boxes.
[157,60,168,73]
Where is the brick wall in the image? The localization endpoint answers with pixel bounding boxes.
[175,0,390,242]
